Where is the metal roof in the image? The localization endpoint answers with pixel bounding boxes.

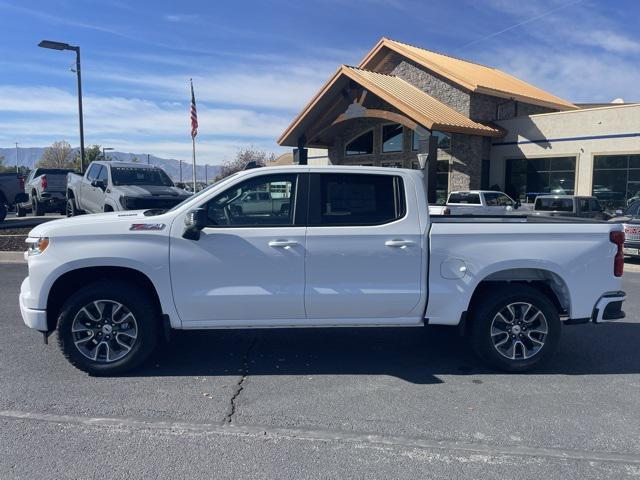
[277,65,503,146]
[360,38,578,111]
[344,66,503,137]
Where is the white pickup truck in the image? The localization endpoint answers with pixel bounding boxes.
[19,165,626,375]
[428,190,522,216]
[66,161,190,215]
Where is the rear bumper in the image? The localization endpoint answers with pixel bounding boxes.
[592,291,626,324]
[19,278,47,331]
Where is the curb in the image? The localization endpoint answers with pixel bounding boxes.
[0,251,26,264]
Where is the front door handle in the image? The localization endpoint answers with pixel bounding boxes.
[269,240,299,248]
[385,239,414,248]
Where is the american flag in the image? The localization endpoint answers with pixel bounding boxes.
[190,79,198,138]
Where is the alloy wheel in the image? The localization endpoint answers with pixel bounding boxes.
[490,302,548,360]
[71,300,138,363]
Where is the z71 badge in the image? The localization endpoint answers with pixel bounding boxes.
[129,223,166,231]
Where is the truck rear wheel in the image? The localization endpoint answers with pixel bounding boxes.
[57,281,159,376]
[16,203,27,217]
[32,197,45,216]
[469,284,561,372]
[66,198,77,217]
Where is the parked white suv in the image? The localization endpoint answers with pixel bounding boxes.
[19,166,626,375]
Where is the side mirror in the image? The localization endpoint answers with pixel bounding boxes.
[91,179,106,190]
[183,208,207,240]
[514,200,521,209]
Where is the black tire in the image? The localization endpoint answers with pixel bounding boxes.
[16,203,27,217]
[32,196,45,216]
[468,284,561,373]
[57,281,159,375]
[66,198,77,217]
[0,204,6,222]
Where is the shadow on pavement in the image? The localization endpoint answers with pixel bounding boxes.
[129,321,640,384]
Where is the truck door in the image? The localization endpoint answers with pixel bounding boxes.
[169,172,307,323]
[304,172,422,320]
[80,164,102,213]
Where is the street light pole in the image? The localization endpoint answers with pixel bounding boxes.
[38,40,86,173]
[102,147,114,161]
[14,142,19,173]
[74,46,85,173]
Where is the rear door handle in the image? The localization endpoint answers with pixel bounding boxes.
[385,239,414,248]
[269,240,299,248]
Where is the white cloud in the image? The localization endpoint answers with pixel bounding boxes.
[163,14,201,23]
[96,62,335,111]
[0,85,291,161]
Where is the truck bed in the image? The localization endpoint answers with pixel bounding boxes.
[430,214,609,224]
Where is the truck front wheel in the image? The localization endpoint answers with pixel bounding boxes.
[469,284,561,372]
[57,281,159,375]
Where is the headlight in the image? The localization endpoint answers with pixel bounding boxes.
[26,237,49,256]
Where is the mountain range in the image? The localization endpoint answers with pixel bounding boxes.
[0,147,220,182]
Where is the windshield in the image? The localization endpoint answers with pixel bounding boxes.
[111,167,174,186]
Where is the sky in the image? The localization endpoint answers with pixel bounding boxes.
[0,0,638,165]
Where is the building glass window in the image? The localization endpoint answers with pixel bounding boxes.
[592,154,640,212]
[382,124,403,153]
[412,130,420,151]
[435,159,450,204]
[433,131,451,152]
[505,157,576,203]
[345,130,373,156]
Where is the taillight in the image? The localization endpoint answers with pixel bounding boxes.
[610,230,625,277]
[41,175,47,190]
[443,207,451,216]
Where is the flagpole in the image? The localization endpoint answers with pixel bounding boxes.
[189,78,198,192]
[191,135,197,192]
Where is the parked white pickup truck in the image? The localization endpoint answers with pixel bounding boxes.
[428,190,522,216]
[66,161,190,215]
[19,166,626,375]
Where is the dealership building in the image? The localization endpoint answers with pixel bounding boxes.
[277,37,639,210]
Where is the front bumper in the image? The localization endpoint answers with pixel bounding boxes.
[19,277,47,331]
[592,291,626,324]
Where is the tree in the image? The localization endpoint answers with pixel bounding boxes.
[131,156,139,163]
[0,153,13,173]
[215,147,276,180]
[38,140,76,169]
[82,145,102,166]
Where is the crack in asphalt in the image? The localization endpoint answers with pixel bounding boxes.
[3,409,640,466]
[224,335,258,424]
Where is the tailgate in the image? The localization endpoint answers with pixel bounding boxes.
[43,174,68,192]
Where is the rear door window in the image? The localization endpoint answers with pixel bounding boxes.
[535,197,574,212]
[448,192,481,204]
[309,173,405,226]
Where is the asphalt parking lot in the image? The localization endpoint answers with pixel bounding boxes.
[1,263,640,479]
